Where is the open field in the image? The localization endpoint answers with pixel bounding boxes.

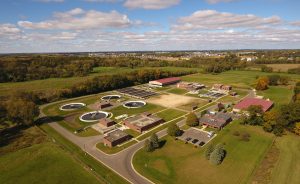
[269,134,300,184]
[133,121,274,184]
[39,124,130,184]
[181,70,300,89]
[156,109,186,121]
[257,86,294,106]
[0,143,101,184]
[166,88,188,95]
[147,93,200,108]
[0,67,197,97]
[265,64,300,72]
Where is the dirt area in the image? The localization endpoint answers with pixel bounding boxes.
[147,93,203,108]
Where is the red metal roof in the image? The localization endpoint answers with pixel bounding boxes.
[234,98,273,112]
[151,77,181,84]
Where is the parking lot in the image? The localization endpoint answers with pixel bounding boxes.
[178,128,214,147]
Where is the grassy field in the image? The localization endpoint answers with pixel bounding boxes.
[181,70,300,89]
[0,67,197,97]
[133,121,274,184]
[257,86,294,106]
[0,143,101,184]
[166,88,188,95]
[39,124,130,184]
[156,109,186,121]
[265,64,300,72]
[269,134,300,184]
[110,103,165,118]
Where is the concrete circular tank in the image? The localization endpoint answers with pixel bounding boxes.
[60,103,86,111]
[123,101,146,109]
[79,111,109,123]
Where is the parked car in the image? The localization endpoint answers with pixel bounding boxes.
[207,131,215,138]
[192,139,199,144]
[185,137,192,141]
[199,141,205,146]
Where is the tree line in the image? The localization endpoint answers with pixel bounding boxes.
[0,56,94,82]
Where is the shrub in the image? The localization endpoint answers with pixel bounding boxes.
[205,144,214,160]
[233,131,240,136]
[186,112,199,127]
[149,133,159,149]
[209,143,226,165]
[144,139,154,152]
[167,124,181,137]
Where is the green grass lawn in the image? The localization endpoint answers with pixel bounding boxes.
[0,143,101,184]
[133,121,274,184]
[110,103,165,117]
[182,70,300,89]
[166,88,188,95]
[269,134,300,184]
[256,86,294,107]
[156,109,186,121]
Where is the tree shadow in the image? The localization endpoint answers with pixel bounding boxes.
[35,116,64,125]
[158,139,167,149]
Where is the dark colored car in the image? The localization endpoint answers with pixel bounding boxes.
[199,141,205,146]
[192,139,199,144]
[185,137,192,141]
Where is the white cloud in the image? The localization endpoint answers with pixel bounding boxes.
[0,24,22,39]
[205,0,237,4]
[173,10,282,31]
[18,8,132,30]
[124,0,180,9]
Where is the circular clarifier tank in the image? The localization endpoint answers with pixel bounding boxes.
[60,103,86,111]
[123,101,146,109]
[101,95,121,100]
[79,111,109,123]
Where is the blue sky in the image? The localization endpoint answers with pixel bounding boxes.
[0,0,299,53]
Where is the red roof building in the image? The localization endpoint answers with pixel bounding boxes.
[149,77,181,87]
[233,98,273,112]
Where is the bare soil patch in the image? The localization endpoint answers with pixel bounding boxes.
[147,93,201,108]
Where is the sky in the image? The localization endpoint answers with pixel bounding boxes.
[0,0,300,53]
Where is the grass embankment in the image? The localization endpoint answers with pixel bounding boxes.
[133,122,274,184]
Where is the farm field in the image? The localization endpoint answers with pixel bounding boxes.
[265,64,300,72]
[0,67,197,97]
[133,121,274,184]
[181,70,300,89]
[0,143,101,184]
